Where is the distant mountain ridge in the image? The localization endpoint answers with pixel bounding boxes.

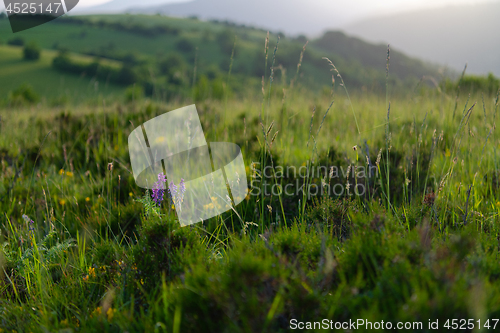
[126,0,355,35]
[73,0,181,13]
[77,0,500,76]
[342,2,500,76]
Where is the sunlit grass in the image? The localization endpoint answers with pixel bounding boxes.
[0,44,499,331]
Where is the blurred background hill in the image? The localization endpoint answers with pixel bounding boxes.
[75,0,500,76]
[1,0,498,104]
[343,2,500,77]
[0,12,444,105]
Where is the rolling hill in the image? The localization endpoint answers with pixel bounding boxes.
[79,0,364,34]
[0,13,445,103]
[74,0,183,14]
[0,44,124,104]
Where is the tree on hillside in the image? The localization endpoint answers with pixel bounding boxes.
[216,29,236,55]
[23,42,41,61]
[159,53,185,75]
[8,37,24,46]
[176,38,195,53]
[8,83,39,106]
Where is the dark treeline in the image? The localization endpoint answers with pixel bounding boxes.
[54,16,180,37]
[52,51,137,86]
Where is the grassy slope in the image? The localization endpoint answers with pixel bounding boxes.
[0,82,499,330]
[2,14,268,53]
[0,45,124,102]
[0,15,258,64]
[0,14,442,93]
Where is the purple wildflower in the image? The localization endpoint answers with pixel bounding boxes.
[168,180,187,208]
[169,181,178,197]
[179,179,186,196]
[151,173,167,205]
[168,181,177,206]
[23,214,35,232]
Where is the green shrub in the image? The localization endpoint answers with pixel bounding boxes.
[52,51,137,86]
[124,84,144,102]
[7,37,24,46]
[175,38,195,53]
[159,52,185,76]
[193,75,210,101]
[131,215,201,290]
[7,83,40,106]
[23,42,41,61]
[461,73,499,95]
[117,65,137,85]
[446,73,500,95]
[304,197,358,238]
[216,29,236,55]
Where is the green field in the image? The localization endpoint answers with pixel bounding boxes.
[0,13,500,333]
[0,14,443,101]
[0,44,124,104]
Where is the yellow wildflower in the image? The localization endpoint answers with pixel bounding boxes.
[91,307,102,318]
[106,308,115,321]
[59,199,66,206]
[155,136,166,143]
[203,203,215,210]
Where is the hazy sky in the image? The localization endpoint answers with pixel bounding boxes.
[75,0,185,8]
[1,0,497,16]
[75,0,494,12]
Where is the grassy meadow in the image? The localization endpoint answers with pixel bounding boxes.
[1,13,500,333]
[0,44,123,103]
